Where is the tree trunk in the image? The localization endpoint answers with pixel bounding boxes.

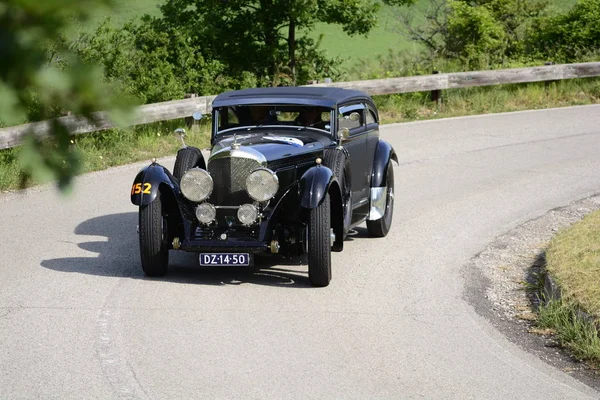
[288,18,296,86]
[260,0,279,86]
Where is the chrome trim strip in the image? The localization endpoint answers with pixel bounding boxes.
[368,187,386,220]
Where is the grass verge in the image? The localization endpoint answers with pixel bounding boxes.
[535,210,600,369]
[374,77,600,124]
[0,119,211,192]
[537,300,600,368]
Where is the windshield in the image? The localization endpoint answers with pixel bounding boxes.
[215,105,333,135]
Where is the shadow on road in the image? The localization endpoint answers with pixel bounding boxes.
[40,212,313,288]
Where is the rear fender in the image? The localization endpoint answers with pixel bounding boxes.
[371,140,398,188]
[130,163,179,206]
[299,165,335,209]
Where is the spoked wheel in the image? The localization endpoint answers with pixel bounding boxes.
[139,192,169,277]
[173,146,205,180]
[307,192,332,287]
[367,162,395,237]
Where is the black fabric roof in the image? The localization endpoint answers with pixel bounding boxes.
[211,86,371,108]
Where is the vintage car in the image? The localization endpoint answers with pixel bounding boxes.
[131,87,397,286]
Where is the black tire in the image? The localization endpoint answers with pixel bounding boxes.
[366,162,395,238]
[173,147,205,180]
[308,192,332,287]
[139,192,169,277]
[323,149,352,240]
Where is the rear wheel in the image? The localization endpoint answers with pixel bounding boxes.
[367,162,395,237]
[308,192,332,287]
[139,192,169,277]
[173,147,205,180]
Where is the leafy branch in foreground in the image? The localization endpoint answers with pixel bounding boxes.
[0,0,129,191]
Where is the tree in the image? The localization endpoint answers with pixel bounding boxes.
[528,0,600,62]
[155,0,415,86]
[397,0,547,68]
[0,0,123,190]
[74,18,230,104]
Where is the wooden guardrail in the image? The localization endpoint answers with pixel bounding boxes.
[1,61,599,150]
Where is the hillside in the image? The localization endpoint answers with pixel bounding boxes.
[79,0,578,67]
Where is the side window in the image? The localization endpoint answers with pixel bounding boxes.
[366,107,377,125]
[338,104,364,131]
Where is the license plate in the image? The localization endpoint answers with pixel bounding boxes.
[199,253,251,266]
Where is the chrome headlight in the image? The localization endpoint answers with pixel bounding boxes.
[246,168,278,202]
[238,204,258,226]
[195,203,216,225]
[180,168,213,202]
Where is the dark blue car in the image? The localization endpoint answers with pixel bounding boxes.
[131,87,397,287]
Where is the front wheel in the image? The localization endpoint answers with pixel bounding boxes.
[366,162,395,238]
[173,147,205,180]
[139,192,169,276]
[308,192,332,287]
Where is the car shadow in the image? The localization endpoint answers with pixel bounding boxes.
[40,212,313,288]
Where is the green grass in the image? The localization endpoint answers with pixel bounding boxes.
[67,0,163,37]
[0,120,210,192]
[373,77,600,124]
[546,210,600,318]
[537,301,600,368]
[532,209,600,369]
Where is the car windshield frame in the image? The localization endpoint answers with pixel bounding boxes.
[214,104,335,137]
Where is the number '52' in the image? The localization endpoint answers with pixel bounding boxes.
[131,183,151,195]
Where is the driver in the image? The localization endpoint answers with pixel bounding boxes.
[296,107,324,128]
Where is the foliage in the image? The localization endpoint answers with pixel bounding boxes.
[398,0,549,69]
[73,19,230,103]
[527,0,600,62]
[0,0,126,190]
[445,0,508,67]
[152,0,415,86]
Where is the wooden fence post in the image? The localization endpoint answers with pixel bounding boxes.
[184,93,198,128]
[544,62,556,88]
[431,71,441,105]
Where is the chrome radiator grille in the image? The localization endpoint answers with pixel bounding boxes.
[207,157,260,206]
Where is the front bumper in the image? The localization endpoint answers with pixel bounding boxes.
[179,239,270,253]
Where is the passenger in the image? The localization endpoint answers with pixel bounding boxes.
[296,107,324,128]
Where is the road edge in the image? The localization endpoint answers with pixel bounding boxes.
[463,193,600,392]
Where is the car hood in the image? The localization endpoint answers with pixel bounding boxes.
[210,132,330,163]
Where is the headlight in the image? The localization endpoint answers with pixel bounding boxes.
[246,168,278,202]
[195,203,216,225]
[238,204,258,226]
[180,168,213,202]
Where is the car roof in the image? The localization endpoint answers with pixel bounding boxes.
[211,86,371,109]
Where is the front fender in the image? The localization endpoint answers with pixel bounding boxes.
[299,165,334,209]
[130,163,178,206]
[371,140,398,188]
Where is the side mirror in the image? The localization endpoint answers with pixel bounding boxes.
[348,112,360,122]
[338,127,350,142]
[192,111,203,121]
[174,128,186,148]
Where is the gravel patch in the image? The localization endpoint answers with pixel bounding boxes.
[464,193,600,390]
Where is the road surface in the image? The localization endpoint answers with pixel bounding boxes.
[1,105,600,399]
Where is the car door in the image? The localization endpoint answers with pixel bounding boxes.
[338,103,368,208]
[365,102,380,187]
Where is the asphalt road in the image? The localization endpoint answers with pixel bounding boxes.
[1,105,600,399]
